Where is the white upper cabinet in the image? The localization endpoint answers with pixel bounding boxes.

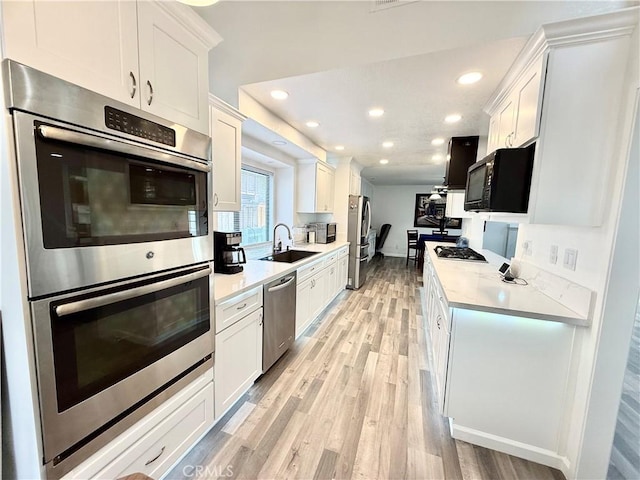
[484,10,637,226]
[297,160,335,213]
[3,1,139,106]
[136,2,214,133]
[3,0,221,134]
[486,55,545,154]
[210,96,246,212]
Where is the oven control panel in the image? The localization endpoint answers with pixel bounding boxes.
[105,106,176,147]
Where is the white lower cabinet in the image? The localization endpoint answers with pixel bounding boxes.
[295,247,349,338]
[63,371,214,480]
[106,385,214,479]
[214,307,263,417]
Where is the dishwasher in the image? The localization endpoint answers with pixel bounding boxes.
[263,271,297,372]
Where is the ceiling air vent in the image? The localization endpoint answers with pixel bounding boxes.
[370,0,417,13]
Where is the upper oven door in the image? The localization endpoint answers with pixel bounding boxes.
[13,112,212,297]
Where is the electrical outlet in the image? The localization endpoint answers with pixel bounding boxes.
[550,245,558,264]
[563,248,578,271]
[523,240,532,256]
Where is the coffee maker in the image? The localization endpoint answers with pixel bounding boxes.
[214,231,247,274]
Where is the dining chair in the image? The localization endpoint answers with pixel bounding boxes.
[406,229,419,267]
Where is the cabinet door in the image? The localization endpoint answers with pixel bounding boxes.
[214,308,263,416]
[349,169,361,195]
[513,56,546,148]
[497,98,516,149]
[3,0,139,106]
[310,271,327,320]
[211,106,242,211]
[316,163,335,213]
[339,256,348,291]
[487,115,499,155]
[137,1,209,133]
[295,279,312,338]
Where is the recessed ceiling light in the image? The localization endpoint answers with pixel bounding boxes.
[444,114,462,123]
[270,89,289,100]
[431,138,445,146]
[369,108,385,117]
[432,154,443,162]
[379,159,389,164]
[457,72,483,85]
[335,145,345,151]
[306,121,320,128]
[272,140,287,146]
[382,141,394,148]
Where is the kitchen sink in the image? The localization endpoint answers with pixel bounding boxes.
[259,249,319,263]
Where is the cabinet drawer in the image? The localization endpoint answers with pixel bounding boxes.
[297,258,325,283]
[338,246,349,258]
[325,252,338,266]
[216,286,263,333]
[98,383,214,479]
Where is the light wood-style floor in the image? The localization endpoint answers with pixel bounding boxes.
[167,257,566,480]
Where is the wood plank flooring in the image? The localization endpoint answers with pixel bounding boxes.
[167,257,565,480]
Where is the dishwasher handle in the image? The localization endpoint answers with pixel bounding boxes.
[267,275,296,292]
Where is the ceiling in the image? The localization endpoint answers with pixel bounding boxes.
[194,1,633,185]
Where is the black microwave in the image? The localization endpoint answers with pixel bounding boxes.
[464,145,535,213]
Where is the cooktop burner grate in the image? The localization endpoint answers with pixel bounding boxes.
[434,245,487,262]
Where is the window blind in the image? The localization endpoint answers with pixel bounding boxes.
[217,166,272,246]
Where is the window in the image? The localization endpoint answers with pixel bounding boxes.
[218,167,272,245]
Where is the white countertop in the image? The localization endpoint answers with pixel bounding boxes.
[214,242,349,303]
[424,242,589,326]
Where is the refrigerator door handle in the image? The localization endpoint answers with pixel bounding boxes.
[363,200,371,238]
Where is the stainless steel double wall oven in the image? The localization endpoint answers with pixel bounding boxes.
[4,60,214,477]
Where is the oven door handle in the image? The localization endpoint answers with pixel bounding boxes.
[54,267,212,317]
[38,125,211,173]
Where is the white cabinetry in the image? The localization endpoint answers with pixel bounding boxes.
[210,96,246,211]
[424,254,451,414]
[3,0,221,134]
[297,160,335,213]
[484,14,634,226]
[338,247,349,291]
[214,287,263,416]
[295,247,348,338]
[486,55,545,154]
[63,371,214,480]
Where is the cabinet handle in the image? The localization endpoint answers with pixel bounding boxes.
[214,193,219,206]
[259,313,263,326]
[236,303,247,310]
[146,80,154,105]
[145,446,166,466]
[437,315,442,329]
[129,71,137,99]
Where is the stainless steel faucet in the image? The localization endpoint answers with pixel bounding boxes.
[273,223,292,254]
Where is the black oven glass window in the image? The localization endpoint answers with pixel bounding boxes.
[51,272,210,412]
[34,122,208,248]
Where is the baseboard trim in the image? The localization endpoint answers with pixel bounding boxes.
[451,424,569,472]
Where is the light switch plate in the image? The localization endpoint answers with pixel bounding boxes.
[563,248,578,271]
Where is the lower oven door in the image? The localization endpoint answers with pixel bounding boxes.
[31,264,214,465]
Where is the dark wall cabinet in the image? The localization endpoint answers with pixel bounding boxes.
[444,136,479,190]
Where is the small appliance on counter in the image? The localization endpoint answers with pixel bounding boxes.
[308,222,336,243]
[214,231,247,274]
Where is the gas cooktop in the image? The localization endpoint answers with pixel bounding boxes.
[434,245,487,262]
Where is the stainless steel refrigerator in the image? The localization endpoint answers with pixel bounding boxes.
[347,195,371,289]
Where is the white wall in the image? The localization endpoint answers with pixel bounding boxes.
[371,184,462,257]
